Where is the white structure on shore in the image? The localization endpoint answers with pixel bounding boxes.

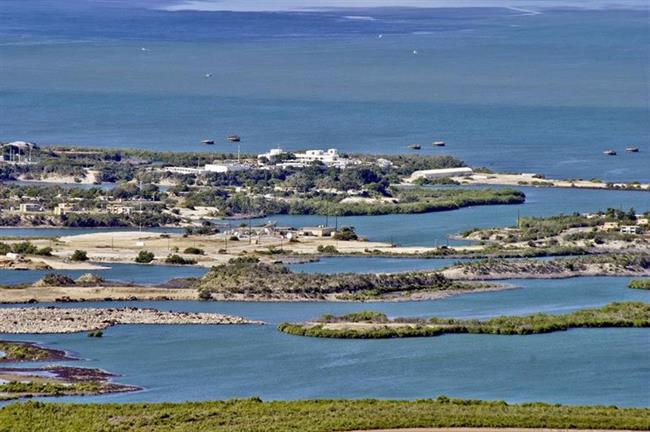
[295,149,341,165]
[258,147,354,168]
[408,167,473,182]
[204,162,250,173]
[164,161,251,175]
[258,148,286,163]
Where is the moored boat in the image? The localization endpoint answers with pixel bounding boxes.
[603,150,616,156]
[408,144,421,150]
[227,135,241,142]
[433,141,445,147]
[201,139,214,145]
[626,147,639,153]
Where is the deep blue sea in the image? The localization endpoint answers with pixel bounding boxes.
[1,1,648,181]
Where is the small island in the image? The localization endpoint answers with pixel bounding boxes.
[278,302,650,339]
[0,307,262,333]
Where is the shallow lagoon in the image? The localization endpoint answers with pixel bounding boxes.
[0,262,207,286]
[2,276,648,407]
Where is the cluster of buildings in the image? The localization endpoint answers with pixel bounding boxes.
[163,148,368,175]
[599,216,648,235]
[224,223,338,243]
[257,148,358,169]
[13,201,135,216]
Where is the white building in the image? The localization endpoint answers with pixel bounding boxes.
[258,148,286,163]
[620,225,640,234]
[204,161,250,173]
[295,149,340,165]
[164,166,204,175]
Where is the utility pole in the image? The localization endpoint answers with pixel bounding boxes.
[139,180,143,232]
[517,209,520,228]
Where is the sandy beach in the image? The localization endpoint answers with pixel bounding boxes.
[457,172,650,191]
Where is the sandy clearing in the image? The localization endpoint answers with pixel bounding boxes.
[457,173,650,191]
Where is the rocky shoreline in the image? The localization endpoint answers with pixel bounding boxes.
[0,307,263,334]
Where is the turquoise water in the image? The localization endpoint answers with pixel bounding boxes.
[261,186,650,246]
[1,1,649,408]
[2,276,648,406]
[0,262,206,286]
[1,3,648,181]
[2,186,647,245]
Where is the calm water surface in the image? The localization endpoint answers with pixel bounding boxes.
[1,3,648,181]
[0,262,206,286]
[1,277,648,406]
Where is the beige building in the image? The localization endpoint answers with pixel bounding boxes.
[53,203,76,216]
[107,205,134,215]
[19,203,43,213]
[301,226,335,237]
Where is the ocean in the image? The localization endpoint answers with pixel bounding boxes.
[1,1,648,181]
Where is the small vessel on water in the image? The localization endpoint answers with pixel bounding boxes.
[408,144,422,150]
[227,135,241,142]
[603,150,617,156]
[433,141,445,147]
[626,147,639,153]
[201,139,214,145]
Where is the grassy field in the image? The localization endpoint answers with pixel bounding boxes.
[1,397,649,432]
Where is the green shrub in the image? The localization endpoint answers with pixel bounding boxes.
[11,241,38,255]
[70,250,88,261]
[183,247,204,255]
[333,227,358,241]
[629,279,650,290]
[165,254,196,265]
[135,250,155,263]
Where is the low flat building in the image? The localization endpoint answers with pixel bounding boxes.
[53,203,76,216]
[164,166,204,175]
[107,205,134,215]
[601,221,619,231]
[204,161,250,173]
[258,148,286,163]
[620,225,640,234]
[19,203,43,213]
[301,226,335,237]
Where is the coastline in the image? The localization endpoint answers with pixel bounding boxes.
[0,307,262,333]
[0,283,516,304]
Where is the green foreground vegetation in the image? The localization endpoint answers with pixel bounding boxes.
[279,302,650,339]
[1,397,649,432]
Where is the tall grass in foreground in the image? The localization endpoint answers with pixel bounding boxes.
[1,397,649,432]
